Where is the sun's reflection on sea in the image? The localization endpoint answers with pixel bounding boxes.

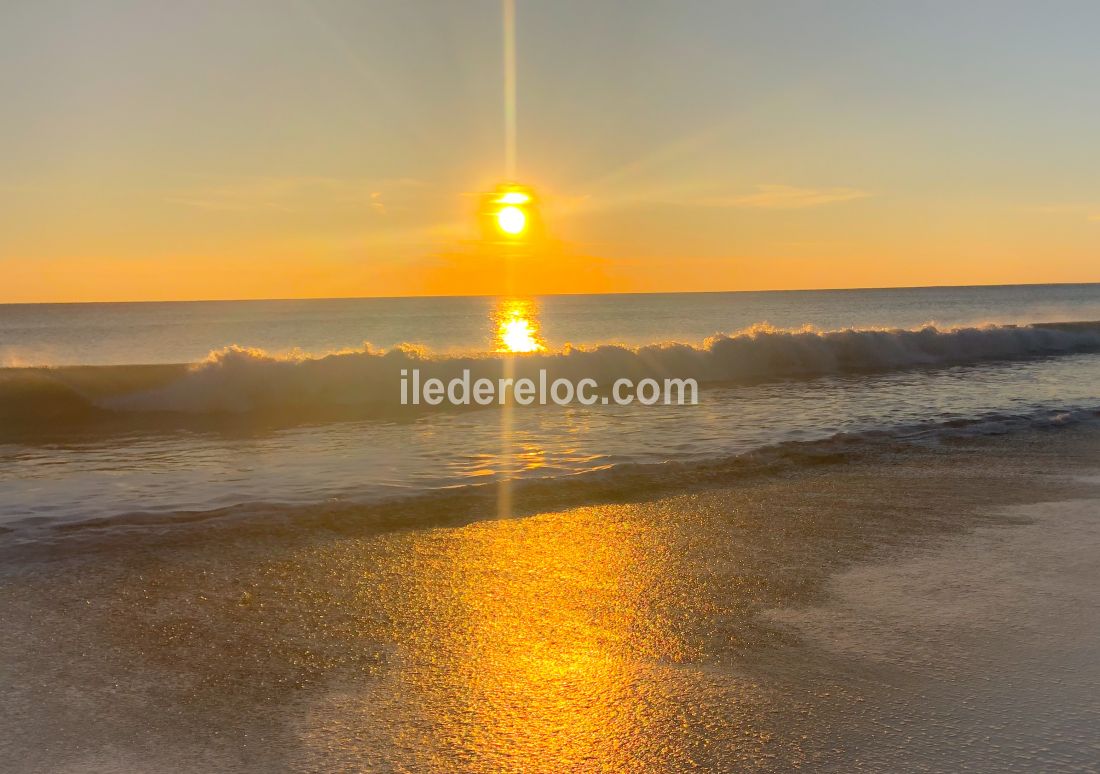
[492,297,545,353]
[490,296,547,520]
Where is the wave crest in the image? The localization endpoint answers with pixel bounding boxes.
[2,322,1098,432]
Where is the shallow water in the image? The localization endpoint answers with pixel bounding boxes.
[3,352,1100,532]
[3,284,1100,539]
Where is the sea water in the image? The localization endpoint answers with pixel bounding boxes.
[2,283,1100,538]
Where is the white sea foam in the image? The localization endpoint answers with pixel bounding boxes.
[100,322,1100,415]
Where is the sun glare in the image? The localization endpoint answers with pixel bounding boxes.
[497,191,530,205]
[493,298,545,353]
[500,316,541,352]
[496,205,527,235]
[483,184,536,239]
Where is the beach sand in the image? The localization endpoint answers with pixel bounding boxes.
[2,426,1100,772]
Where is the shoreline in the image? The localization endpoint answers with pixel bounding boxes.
[2,425,1100,771]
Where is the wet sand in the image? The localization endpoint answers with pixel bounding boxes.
[2,426,1100,772]
[770,495,1100,771]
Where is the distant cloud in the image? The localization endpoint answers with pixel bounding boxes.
[1033,203,1100,222]
[697,184,872,210]
[167,176,425,214]
[369,191,386,215]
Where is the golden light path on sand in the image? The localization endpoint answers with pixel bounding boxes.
[292,502,718,772]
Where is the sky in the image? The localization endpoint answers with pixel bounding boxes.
[2,0,1100,302]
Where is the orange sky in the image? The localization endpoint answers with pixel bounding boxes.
[3,1,1100,303]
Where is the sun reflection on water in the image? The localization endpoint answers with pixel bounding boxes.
[492,297,545,353]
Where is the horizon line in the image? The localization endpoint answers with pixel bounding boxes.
[3,279,1100,307]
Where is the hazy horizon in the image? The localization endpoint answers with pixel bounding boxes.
[5,278,1100,308]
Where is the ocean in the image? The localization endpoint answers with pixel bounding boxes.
[2,283,1100,542]
[6,284,1100,771]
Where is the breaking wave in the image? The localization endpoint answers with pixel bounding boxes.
[3,321,1100,435]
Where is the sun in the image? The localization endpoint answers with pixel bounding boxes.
[496,205,527,235]
[483,184,535,238]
